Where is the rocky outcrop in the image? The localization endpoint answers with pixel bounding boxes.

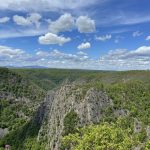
[134,119,142,133]
[38,84,113,150]
[114,109,129,117]
[146,126,150,139]
[0,128,9,139]
[37,90,55,143]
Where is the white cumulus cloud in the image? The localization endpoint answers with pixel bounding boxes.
[0,17,10,23]
[49,13,75,34]
[13,15,31,26]
[13,13,42,28]
[99,46,150,70]
[0,44,150,70]
[38,33,71,45]
[49,49,89,62]
[76,16,95,33]
[77,51,87,56]
[36,51,49,57]
[0,45,24,59]
[96,34,112,41]
[77,42,91,50]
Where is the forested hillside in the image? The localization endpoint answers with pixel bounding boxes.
[0,68,45,149]
[0,68,150,150]
[61,80,150,150]
[12,68,150,90]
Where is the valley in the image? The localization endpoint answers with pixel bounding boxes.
[0,68,150,150]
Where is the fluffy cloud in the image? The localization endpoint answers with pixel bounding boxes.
[1,44,150,70]
[49,13,75,34]
[0,45,46,66]
[49,49,89,62]
[77,42,91,50]
[129,46,150,56]
[47,46,150,70]
[146,36,150,41]
[99,46,150,70]
[77,51,88,56]
[13,15,31,26]
[36,51,49,57]
[38,33,71,45]
[0,17,10,23]
[13,13,41,28]
[35,49,89,62]
[28,13,42,28]
[48,14,95,34]
[0,45,24,61]
[47,49,92,69]
[96,34,112,41]
[106,46,150,59]
[0,13,96,39]
[76,16,95,33]
[132,31,143,37]
[50,49,77,60]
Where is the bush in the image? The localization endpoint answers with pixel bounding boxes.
[63,110,79,136]
[61,122,138,150]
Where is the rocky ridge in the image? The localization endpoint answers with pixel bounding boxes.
[35,81,150,150]
[36,83,113,150]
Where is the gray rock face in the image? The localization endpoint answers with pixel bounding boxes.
[146,126,150,138]
[0,128,9,139]
[134,119,142,133]
[114,109,129,117]
[0,91,13,100]
[134,146,141,150]
[39,84,113,150]
[37,90,55,142]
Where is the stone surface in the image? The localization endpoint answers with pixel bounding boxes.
[146,126,150,138]
[134,119,142,133]
[37,83,113,150]
[114,109,129,117]
[0,128,9,139]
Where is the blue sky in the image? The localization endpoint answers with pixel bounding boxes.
[0,0,150,70]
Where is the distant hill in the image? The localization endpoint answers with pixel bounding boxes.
[4,65,48,69]
[12,68,150,91]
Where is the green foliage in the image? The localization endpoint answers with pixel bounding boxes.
[0,117,43,150]
[24,137,45,150]
[0,68,46,149]
[106,80,150,125]
[13,68,150,91]
[63,110,79,136]
[0,68,45,101]
[145,140,150,150]
[61,120,139,150]
[101,106,117,123]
